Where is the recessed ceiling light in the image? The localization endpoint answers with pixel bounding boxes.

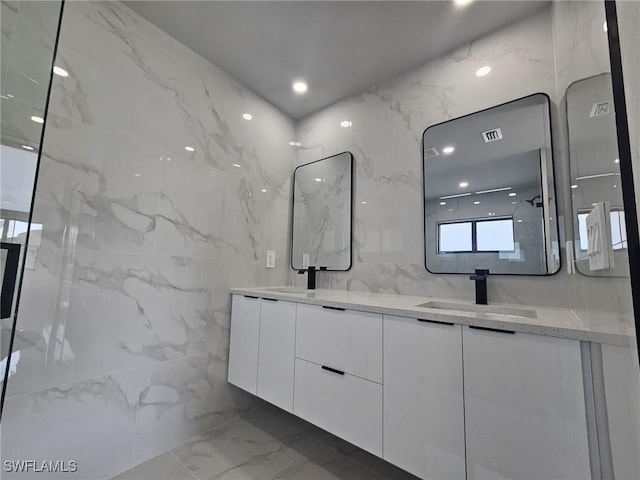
[242,113,252,120]
[614,158,620,163]
[476,66,492,77]
[603,21,608,32]
[232,163,241,168]
[474,201,480,205]
[512,201,518,204]
[134,173,141,177]
[442,146,455,154]
[517,219,523,223]
[184,146,195,152]
[508,192,517,197]
[261,188,267,193]
[454,0,474,6]
[361,201,367,205]
[30,115,44,124]
[440,201,446,206]
[571,184,578,189]
[22,145,34,151]
[293,81,308,94]
[315,178,322,182]
[53,66,68,77]
[340,120,352,128]
[614,184,617,188]
[288,141,297,146]
[459,181,469,188]
[592,203,598,206]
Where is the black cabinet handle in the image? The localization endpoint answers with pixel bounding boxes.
[469,325,515,334]
[321,365,345,375]
[244,295,259,299]
[417,318,454,326]
[262,297,278,302]
[322,306,345,311]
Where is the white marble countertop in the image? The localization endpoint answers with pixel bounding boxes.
[230,287,636,347]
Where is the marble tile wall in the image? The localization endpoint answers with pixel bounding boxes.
[293,4,634,315]
[1,1,295,478]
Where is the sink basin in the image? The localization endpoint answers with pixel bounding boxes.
[416,301,537,319]
[264,286,310,294]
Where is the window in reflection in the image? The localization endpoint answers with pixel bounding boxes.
[438,217,515,254]
[577,210,627,251]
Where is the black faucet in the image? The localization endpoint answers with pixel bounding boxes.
[469,269,489,305]
[297,266,327,290]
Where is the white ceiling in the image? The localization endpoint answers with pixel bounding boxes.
[125,0,550,120]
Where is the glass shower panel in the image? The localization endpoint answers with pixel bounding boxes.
[0,0,63,415]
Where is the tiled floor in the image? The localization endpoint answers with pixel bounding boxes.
[113,404,419,480]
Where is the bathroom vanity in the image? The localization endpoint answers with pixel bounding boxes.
[227,287,637,480]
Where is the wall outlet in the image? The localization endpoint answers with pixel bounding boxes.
[266,250,276,269]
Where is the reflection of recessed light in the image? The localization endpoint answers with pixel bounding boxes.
[571,184,578,189]
[232,163,241,168]
[512,201,518,204]
[508,192,516,197]
[476,66,492,77]
[440,201,446,206]
[517,219,523,223]
[288,141,297,146]
[242,113,252,120]
[22,145,34,151]
[261,189,267,193]
[53,66,68,77]
[361,201,367,205]
[31,115,44,124]
[134,173,141,177]
[293,81,308,93]
[459,181,468,188]
[6,93,13,98]
[340,120,352,128]
[442,146,455,154]
[454,0,474,6]
[474,201,480,205]
[448,208,453,212]
[184,146,195,152]
[315,178,322,182]
[614,184,617,188]
[603,21,608,32]
[614,158,619,163]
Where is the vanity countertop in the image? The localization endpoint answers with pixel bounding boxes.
[230,287,636,347]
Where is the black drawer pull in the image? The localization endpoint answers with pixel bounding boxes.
[417,318,454,326]
[262,297,278,302]
[469,325,515,334]
[322,306,345,311]
[321,365,345,375]
[244,295,259,299]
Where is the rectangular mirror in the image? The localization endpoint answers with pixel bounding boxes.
[291,152,353,271]
[567,74,628,277]
[423,93,560,275]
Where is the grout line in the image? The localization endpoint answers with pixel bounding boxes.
[169,450,200,480]
[267,438,323,480]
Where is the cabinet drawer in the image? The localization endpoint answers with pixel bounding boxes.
[293,358,382,457]
[295,303,382,382]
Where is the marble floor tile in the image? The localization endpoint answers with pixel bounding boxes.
[171,406,323,480]
[111,452,195,480]
[271,441,380,480]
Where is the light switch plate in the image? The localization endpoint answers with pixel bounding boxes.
[266,250,276,269]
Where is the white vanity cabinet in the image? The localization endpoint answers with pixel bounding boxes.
[463,326,591,480]
[228,295,296,411]
[383,315,466,480]
[294,303,383,456]
[257,299,296,412]
[227,294,261,394]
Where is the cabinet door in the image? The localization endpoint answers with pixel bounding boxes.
[227,295,260,394]
[296,303,382,382]
[383,315,465,479]
[294,358,383,457]
[463,326,590,480]
[601,344,640,480]
[257,300,296,412]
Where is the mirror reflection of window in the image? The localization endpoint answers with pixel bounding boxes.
[577,210,627,252]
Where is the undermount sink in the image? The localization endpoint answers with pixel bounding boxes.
[264,286,310,294]
[416,301,537,319]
